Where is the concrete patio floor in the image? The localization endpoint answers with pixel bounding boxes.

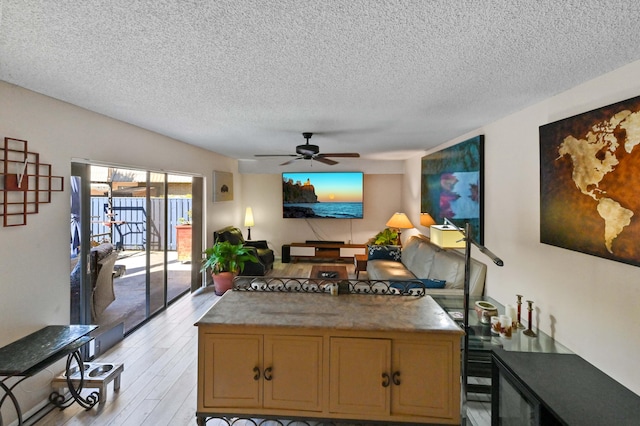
[95,250,193,334]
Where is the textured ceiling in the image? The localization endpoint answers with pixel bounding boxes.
[2,1,640,173]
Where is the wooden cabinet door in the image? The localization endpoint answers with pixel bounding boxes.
[329,337,390,416]
[263,335,323,412]
[201,334,263,408]
[391,340,458,419]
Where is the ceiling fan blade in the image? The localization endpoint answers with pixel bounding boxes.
[280,157,301,166]
[255,154,298,157]
[318,153,360,158]
[314,156,339,165]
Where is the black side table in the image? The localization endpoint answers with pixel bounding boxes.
[491,348,640,425]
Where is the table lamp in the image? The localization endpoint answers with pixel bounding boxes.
[385,212,414,246]
[419,212,436,227]
[244,207,254,240]
[430,219,465,248]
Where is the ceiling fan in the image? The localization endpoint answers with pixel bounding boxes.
[255,132,360,166]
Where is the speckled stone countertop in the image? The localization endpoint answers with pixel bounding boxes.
[0,325,97,376]
[196,291,463,334]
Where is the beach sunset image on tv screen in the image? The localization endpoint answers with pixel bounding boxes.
[282,172,364,219]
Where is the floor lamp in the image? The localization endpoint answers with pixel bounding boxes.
[430,218,504,424]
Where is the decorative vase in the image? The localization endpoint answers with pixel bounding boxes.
[212,271,235,296]
[474,301,498,324]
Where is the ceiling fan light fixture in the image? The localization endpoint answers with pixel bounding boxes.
[297,144,319,156]
[297,132,319,156]
[257,131,360,166]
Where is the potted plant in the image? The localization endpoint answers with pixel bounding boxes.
[366,228,402,261]
[201,240,259,295]
[370,228,400,245]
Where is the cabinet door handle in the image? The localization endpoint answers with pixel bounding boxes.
[392,371,401,386]
[253,367,260,381]
[381,372,390,387]
[264,367,273,381]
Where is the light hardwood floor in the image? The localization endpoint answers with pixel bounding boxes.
[38,261,489,426]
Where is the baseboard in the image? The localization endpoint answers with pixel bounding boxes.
[91,322,124,359]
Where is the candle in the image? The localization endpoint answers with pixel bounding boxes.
[505,304,517,325]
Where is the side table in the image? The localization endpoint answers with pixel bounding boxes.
[431,295,571,397]
[0,325,99,425]
[354,253,367,278]
[491,348,640,425]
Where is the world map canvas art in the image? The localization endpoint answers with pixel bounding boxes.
[421,136,484,244]
[540,95,640,266]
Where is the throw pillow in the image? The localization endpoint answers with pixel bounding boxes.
[419,278,447,289]
[368,245,401,261]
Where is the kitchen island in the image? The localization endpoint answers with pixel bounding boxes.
[196,289,463,425]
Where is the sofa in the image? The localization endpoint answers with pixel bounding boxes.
[213,226,275,276]
[366,234,487,296]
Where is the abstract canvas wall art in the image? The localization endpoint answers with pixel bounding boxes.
[213,171,233,202]
[421,135,484,244]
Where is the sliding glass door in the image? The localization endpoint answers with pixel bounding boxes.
[70,163,199,337]
[148,171,167,317]
[166,173,195,301]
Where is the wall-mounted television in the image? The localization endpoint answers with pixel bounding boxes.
[282,172,364,219]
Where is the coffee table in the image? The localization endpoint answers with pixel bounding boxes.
[309,264,349,280]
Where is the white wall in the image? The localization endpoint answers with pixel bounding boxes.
[5,53,640,418]
[240,173,405,255]
[403,59,640,395]
[0,81,239,420]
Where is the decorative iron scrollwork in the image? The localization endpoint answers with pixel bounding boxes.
[232,277,426,297]
[49,350,100,410]
[197,414,394,425]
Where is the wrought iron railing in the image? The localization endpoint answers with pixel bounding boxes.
[197,415,408,425]
[232,276,427,297]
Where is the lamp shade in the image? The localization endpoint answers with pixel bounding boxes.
[244,207,255,227]
[386,212,414,229]
[420,213,436,227]
[430,225,465,248]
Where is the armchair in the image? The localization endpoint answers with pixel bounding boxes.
[213,226,274,276]
[70,242,118,323]
[90,245,118,320]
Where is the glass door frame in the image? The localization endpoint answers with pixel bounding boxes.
[71,161,203,334]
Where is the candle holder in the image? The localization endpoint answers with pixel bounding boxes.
[516,294,525,329]
[523,300,537,337]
